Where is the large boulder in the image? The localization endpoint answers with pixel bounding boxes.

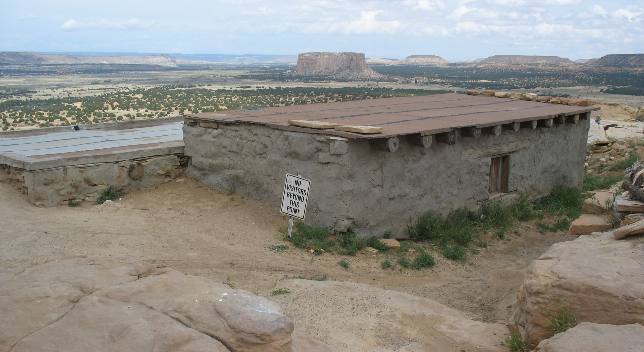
[535,323,644,352]
[271,279,508,352]
[512,233,644,345]
[0,258,301,352]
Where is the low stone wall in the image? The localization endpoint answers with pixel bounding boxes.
[184,119,589,237]
[1,154,186,206]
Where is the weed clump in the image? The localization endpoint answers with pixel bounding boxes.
[504,329,528,352]
[412,249,435,269]
[549,308,577,334]
[96,185,121,204]
[381,260,393,269]
[583,174,622,192]
[338,259,349,269]
[286,224,388,256]
[270,288,290,296]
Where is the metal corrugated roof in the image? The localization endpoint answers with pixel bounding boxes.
[187,93,595,139]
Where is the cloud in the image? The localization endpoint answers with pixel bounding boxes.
[305,10,401,34]
[61,18,154,31]
[403,0,445,11]
[613,8,643,22]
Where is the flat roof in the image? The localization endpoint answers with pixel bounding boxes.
[187,93,595,139]
[0,122,183,170]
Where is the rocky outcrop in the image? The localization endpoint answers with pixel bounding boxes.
[512,233,644,346]
[271,279,507,352]
[403,55,448,66]
[0,52,178,67]
[0,258,306,352]
[535,323,644,352]
[295,52,380,79]
[478,55,573,66]
[588,54,644,68]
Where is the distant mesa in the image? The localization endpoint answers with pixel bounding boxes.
[0,52,178,67]
[403,55,448,66]
[478,55,573,66]
[588,54,644,68]
[295,52,381,79]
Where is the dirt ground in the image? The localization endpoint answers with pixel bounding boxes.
[0,177,575,326]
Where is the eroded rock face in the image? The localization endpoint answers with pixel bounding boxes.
[0,258,297,352]
[535,323,644,352]
[271,279,508,352]
[512,233,644,346]
[295,52,380,79]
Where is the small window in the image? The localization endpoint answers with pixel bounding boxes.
[490,155,510,194]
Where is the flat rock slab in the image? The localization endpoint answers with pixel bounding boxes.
[513,233,644,345]
[569,214,612,235]
[535,323,644,352]
[0,258,299,352]
[272,279,508,352]
[582,190,614,214]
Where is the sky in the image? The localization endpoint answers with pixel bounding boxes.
[1,0,643,61]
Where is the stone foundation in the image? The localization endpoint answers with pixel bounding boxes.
[1,154,186,206]
[184,118,589,237]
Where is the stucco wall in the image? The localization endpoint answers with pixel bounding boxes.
[184,119,589,237]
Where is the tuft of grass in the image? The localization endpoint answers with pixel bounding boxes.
[549,308,577,334]
[504,330,528,352]
[480,201,515,234]
[381,260,393,269]
[610,154,638,171]
[398,256,412,269]
[535,186,583,219]
[440,243,466,261]
[338,259,350,269]
[269,244,289,252]
[96,185,121,204]
[270,288,290,296]
[412,249,436,269]
[67,199,81,207]
[287,223,333,254]
[364,236,389,251]
[583,174,622,192]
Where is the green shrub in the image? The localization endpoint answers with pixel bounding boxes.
[287,223,333,254]
[96,185,121,204]
[381,260,393,269]
[549,308,577,334]
[504,330,528,352]
[440,243,466,261]
[535,186,583,219]
[335,232,364,255]
[398,256,412,268]
[412,249,436,269]
[67,199,81,207]
[270,288,290,296]
[583,174,621,192]
[480,201,515,233]
[610,154,638,171]
[338,259,350,269]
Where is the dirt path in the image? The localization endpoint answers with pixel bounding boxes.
[0,178,574,324]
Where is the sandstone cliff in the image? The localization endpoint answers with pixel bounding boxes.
[588,54,644,68]
[403,55,448,66]
[295,52,380,79]
[478,55,573,66]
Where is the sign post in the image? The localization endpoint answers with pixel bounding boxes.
[280,173,311,237]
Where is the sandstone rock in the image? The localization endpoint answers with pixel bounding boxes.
[513,233,644,345]
[0,258,298,352]
[379,238,401,249]
[295,52,381,79]
[568,214,612,235]
[272,279,507,352]
[582,190,615,214]
[535,323,644,352]
[494,92,511,98]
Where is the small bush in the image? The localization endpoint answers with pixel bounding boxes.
[67,199,81,207]
[364,236,389,251]
[269,244,289,252]
[96,185,121,204]
[398,256,412,268]
[381,260,393,269]
[338,259,350,269]
[535,186,583,219]
[335,232,364,255]
[583,174,621,192]
[440,243,466,261]
[511,197,539,221]
[270,288,290,296]
[412,249,436,269]
[480,201,515,233]
[504,330,528,352]
[549,308,577,334]
[610,154,638,171]
[287,223,333,254]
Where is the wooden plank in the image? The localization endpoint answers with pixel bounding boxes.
[288,119,339,129]
[612,219,644,240]
[334,125,383,134]
[614,197,644,213]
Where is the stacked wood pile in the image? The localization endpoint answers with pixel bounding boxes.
[464,89,594,107]
[612,161,644,239]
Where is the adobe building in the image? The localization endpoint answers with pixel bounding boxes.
[183,93,594,236]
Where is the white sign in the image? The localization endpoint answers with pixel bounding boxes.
[280,173,311,220]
